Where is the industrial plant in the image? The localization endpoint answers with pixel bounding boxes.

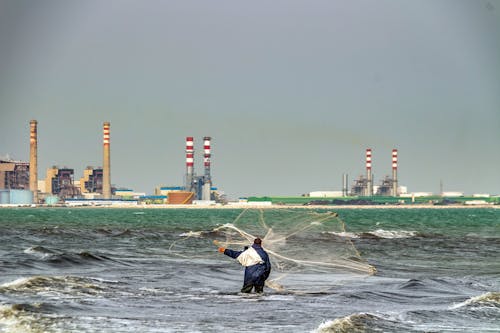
[0,120,498,207]
[350,148,399,197]
[0,120,220,206]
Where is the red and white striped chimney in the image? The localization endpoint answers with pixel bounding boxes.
[102,122,111,199]
[203,136,211,179]
[202,136,212,201]
[366,148,373,196]
[392,149,398,196]
[185,137,194,191]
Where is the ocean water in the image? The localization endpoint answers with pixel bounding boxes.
[0,207,499,332]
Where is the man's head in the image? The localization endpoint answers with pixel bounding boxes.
[254,238,262,245]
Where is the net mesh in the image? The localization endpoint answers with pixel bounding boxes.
[170,208,376,291]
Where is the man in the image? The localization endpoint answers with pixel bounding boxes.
[218,238,271,293]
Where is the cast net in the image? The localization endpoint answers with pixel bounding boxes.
[169,208,376,292]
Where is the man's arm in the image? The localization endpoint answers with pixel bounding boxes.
[222,248,243,259]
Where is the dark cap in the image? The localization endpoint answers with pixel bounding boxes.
[253,238,262,245]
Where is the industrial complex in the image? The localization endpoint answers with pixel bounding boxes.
[0,120,498,207]
[0,120,220,206]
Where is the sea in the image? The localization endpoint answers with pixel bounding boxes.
[0,207,498,332]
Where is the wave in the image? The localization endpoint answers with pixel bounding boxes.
[451,292,500,310]
[0,303,48,333]
[24,246,57,259]
[329,229,419,239]
[0,275,105,295]
[311,313,400,333]
[95,228,133,237]
[24,246,121,267]
[179,230,205,237]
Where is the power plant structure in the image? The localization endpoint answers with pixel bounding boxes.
[185,137,195,193]
[342,173,349,197]
[0,159,30,190]
[351,148,373,196]
[392,149,398,196]
[80,167,103,194]
[102,122,112,199]
[29,120,38,203]
[376,149,399,196]
[351,148,399,197]
[183,136,214,202]
[45,167,81,198]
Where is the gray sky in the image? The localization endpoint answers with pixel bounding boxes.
[1,0,499,198]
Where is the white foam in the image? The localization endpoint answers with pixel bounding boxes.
[329,229,417,239]
[1,277,33,289]
[179,231,203,237]
[23,246,54,259]
[368,229,417,239]
[328,231,359,239]
[450,292,500,310]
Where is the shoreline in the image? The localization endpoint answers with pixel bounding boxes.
[1,203,499,209]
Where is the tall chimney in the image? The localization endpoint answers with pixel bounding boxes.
[29,120,38,204]
[185,137,194,192]
[203,137,211,179]
[392,149,398,196]
[202,136,212,201]
[366,148,373,196]
[102,122,111,199]
[342,173,348,197]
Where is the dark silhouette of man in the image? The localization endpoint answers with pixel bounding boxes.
[218,238,271,293]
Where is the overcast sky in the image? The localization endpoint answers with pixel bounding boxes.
[1,0,499,198]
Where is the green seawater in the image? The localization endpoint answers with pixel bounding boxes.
[0,207,498,332]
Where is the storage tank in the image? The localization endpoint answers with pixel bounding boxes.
[45,195,59,205]
[8,189,33,204]
[0,190,9,204]
[167,191,194,204]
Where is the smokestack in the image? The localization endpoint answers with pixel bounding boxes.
[185,137,194,192]
[342,173,348,197]
[29,120,38,204]
[202,136,212,201]
[203,137,211,179]
[102,122,111,199]
[366,148,373,196]
[392,149,398,196]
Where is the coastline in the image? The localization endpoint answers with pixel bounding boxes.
[1,203,498,209]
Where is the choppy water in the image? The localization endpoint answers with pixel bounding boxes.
[0,207,499,332]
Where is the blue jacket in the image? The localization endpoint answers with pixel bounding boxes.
[224,244,271,286]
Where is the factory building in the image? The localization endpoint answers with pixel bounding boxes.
[188,136,214,201]
[376,176,397,196]
[376,149,399,196]
[350,149,374,196]
[351,148,400,197]
[80,167,103,194]
[0,159,30,190]
[45,167,81,199]
[175,136,215,204]
[0,158,33,205]
[351,176,371,196]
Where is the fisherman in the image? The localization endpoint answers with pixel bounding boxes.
[217,238,271,293]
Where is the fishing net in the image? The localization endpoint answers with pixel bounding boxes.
[169,209,376,292]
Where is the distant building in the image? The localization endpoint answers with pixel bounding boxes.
[308,191,344,198]
[351,175,371,196]
[376,176,397,196]
[80,167,103,194]
[155,186,184,196]
[45,167,81,198]
[115,188,146,199]
[0,159,30,190]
